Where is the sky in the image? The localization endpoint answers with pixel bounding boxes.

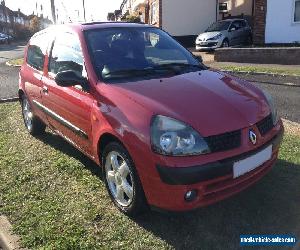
[5,0,122,23]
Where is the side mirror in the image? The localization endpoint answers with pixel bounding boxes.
[229,27,237,32]
[55,71,89,90]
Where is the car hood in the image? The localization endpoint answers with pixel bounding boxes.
[105,70,270,137]
[197,32,222,41]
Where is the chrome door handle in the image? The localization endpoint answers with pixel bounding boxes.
[42,86,48,94]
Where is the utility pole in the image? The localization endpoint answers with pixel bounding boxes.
[82,0,86,21]
[50,0,56,24]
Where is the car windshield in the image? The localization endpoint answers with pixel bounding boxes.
[206,21,231,32]
[85,27,204,83]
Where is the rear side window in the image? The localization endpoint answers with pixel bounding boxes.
[27,32,50,71]
[232,21,244,30]
[49,32,84,77]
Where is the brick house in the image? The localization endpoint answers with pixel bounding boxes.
[116,0,300,45]
[0,1,30,36]
[218,0,254,20]
[0,0,52,38]
[119,0,218,46]
[0,1,13,34]
[253,0,300,44]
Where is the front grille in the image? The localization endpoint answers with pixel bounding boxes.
[197,42,218,47]
[205,130,241,153]
[256,114,274,136]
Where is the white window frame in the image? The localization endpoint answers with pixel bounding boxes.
[294,0,300,23]
[150,1,158,25]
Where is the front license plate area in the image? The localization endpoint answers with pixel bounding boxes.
[233,145,273,178]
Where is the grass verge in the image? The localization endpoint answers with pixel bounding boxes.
[216,65,300,77]
[0,103,299,249]
[6,58,23,67]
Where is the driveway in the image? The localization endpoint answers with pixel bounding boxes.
[0,43,25,99]
[188,48,215,63]
[230,72,300,124]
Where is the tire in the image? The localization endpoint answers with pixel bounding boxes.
[221,39,229,48]
[102,141,147,216]
[21,95,46,136]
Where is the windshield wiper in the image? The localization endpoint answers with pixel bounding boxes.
[102,68,164,80]
[153,63,205,71]
[102,63,205,81]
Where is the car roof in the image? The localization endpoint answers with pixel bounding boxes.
[64,21,153,32]
[31,22,155,39]
[32,22,154,38]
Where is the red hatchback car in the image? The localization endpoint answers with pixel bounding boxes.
[19,22,283,215]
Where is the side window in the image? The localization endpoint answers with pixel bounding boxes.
[236,21,244,29]
[144,31,188,64]
[295,0,300,22]
[27,33,49,71]
[231,21,240,30]
[49,32,84,77]
[27,45,44,70]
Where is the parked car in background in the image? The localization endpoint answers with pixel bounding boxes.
[19,22,283,216]
[195,19,252,50]
[0,33,13,44]
[0,33,8,44]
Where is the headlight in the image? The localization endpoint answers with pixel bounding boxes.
[150,115,210,156]
[262,90,279,125]
[208,33,222,41]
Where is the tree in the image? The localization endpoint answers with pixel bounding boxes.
[29,16,41,33]
[50,0,56,24]
[121,14,141,23]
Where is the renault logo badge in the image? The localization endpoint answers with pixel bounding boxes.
[249,130,257,145]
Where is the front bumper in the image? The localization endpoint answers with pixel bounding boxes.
[157,130,283,185]
[137,121,284,212]
[195,40,222,50]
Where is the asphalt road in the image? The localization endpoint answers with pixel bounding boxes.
[0,43,25,99]
[0,43,25,64]
[231,72,300,123]
[0,63,20,99]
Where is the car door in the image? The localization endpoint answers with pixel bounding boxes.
[235,20,246,45]
[228,21,242,46]
[241,20,252,43]
[21,32,50,124]
[40,31,95,157]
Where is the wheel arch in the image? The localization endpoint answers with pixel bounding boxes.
[97,132,128,165]
[18,89,25,102]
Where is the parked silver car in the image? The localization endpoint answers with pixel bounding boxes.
[195,19,252,50]
[0,33,12,44]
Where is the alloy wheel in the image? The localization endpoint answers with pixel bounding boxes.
[22,98,33,131]
[223,41,229,47]
[105,151,134,207]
